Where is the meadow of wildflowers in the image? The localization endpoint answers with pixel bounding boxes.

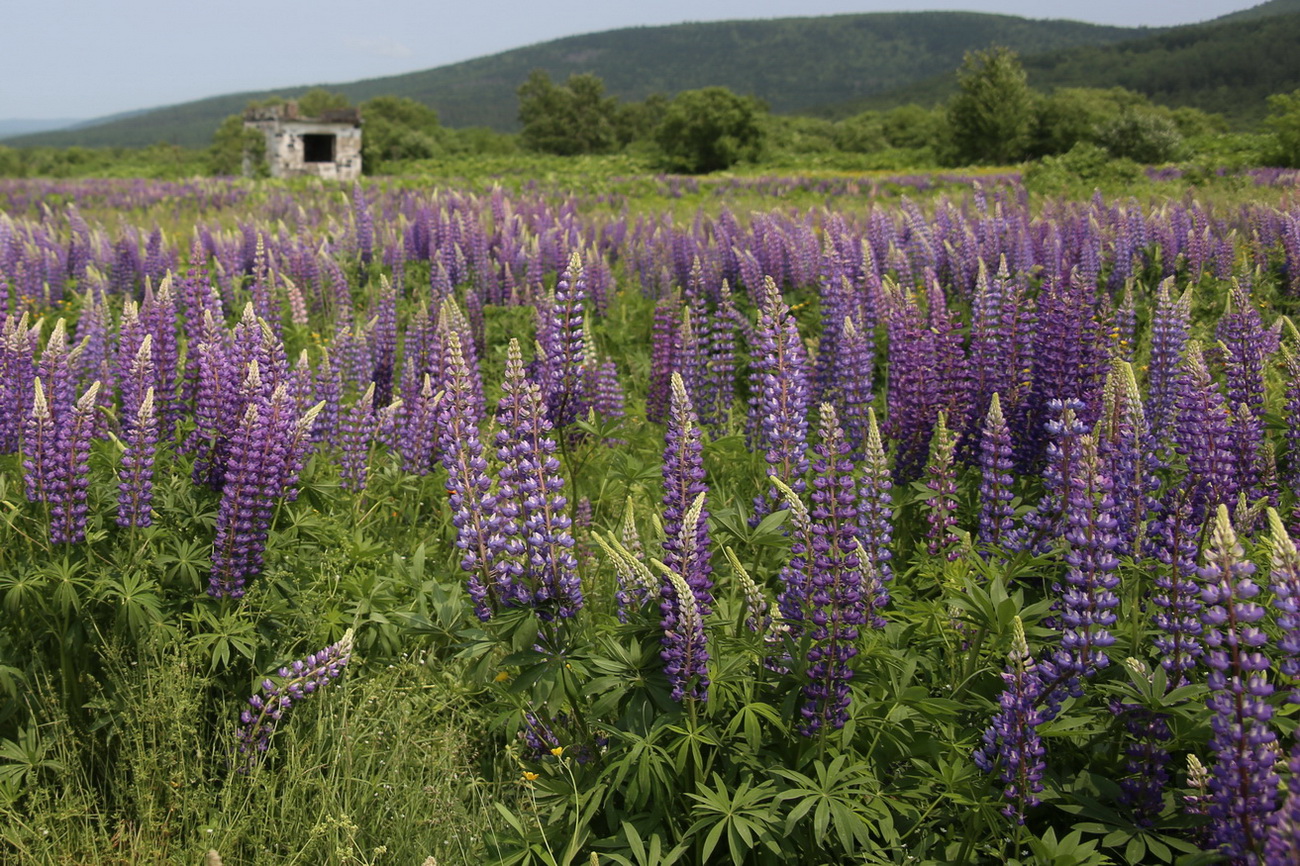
[1,169,1300,863]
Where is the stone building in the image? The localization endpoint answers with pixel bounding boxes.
[243,102,362,180]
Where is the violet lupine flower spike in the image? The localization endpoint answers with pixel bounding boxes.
[655,492,710,702]
[339,383,376,493]
[662,372,712,613]
[748,276,811,522]
[800,402,866,736]
[922,411,962,561]
[973,616,1048,825]
[494,338,581,622]
[50,381,100,545]
[978,394,1015,549]
[117,386,158,528]
[1199,504,1279,861]
[237,629,354,762]
[437,330,501,621]
[857,408,893,626]
[1266,507,1300,702]
[1053,433,1121,685]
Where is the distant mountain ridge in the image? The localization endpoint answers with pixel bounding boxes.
[4,2,1298,150]
[813,5,1300,125]
[2,11,1147,149]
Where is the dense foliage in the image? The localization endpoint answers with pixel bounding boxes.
[1,168,1300,865]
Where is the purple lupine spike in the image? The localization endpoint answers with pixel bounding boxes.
[973,617,1048,825]
[399,374,441,476]
[702,280,739,434]
[1267,507,1300,702]
[1147,278,1190,438]
[883,281,939,479]
[800,403,866,735]
[1282,337,1300,532]
[541,251,589,429]
[1263,745,1300,865]
[749,276,811,520]
[1172,341,1236,523]
[49,380,100,545]
[352,183,373,266]
[437,330,501,621]
[339,383,376,493]
[659,525,710,703]
[662,372,712,614]
[22,378,58,510]
[0,312,37,455]
[1094,360,1152,556]
[1010,399,1088,555]
[38,319,80,425]
[494,338,581,621]
[209,370,314,598]
[857,408,892,625]
[836,314,874,456]
[311,349,341,446]
[1146,481,1205,687]
[922,412,962,561]
[117,386,157,528]
[978,393,1015,549]
[237,629,353,760]
[646,295,679,425]
[1052,432,1120,684]
[142,274,180,429]
[370,276,397,408]
[1199,505,1279,861]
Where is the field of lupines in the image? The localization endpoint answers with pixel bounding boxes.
[2,170,1300,864]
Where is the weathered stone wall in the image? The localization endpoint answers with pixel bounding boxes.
[245,118,362,181]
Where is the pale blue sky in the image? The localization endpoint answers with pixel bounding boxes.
[1,0,1261,120]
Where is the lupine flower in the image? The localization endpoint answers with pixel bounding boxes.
[662,372,712,614]
[1053,433,1120,684]
[1172,341,1236,523]
[118,373,158,529]
[978,394,1015,548]
[437,330,501,620]
[1263,744,1300,865]
[646,295,679,425]
[657,493,710,702]
[1199,504,1279,860]
[494,338,581,621]
[922,411,962,560]
[800,403,866,735]
[857,408,893,625]
[974,616,1048,825]
[540,251,588,429]
[1267,507,1300,701]
[237,629,354,761]
[749,276,811,520]
[339,383,375,493]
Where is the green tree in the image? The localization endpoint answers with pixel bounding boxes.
[360,96,444,169]
[297,88,351,117]
[208,114,266,177]
[517,70,618,155]
[1265,89,1300,168]
[947,46,1034,165]
[655,87,766,173]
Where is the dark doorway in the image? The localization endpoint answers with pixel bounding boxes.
[302,134,336,163]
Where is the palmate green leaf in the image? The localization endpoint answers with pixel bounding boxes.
[686,773,780,864]
[773,755,877,852]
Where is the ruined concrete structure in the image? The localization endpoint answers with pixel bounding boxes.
[243,102,362,180]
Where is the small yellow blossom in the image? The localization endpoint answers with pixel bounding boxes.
[494,671,510,682]
[523,771,539,781]
[550,746,564,758]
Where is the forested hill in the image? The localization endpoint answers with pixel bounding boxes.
[818,8,1300,125]
[5,12,1145,148]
